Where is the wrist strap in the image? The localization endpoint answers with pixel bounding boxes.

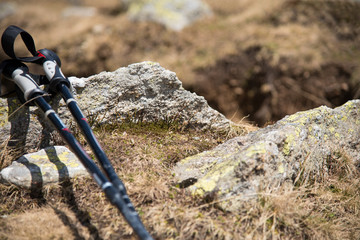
[1,25,43,63]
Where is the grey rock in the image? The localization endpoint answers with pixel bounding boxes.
[0,146,89,188]
[173,100,360,211]
[125,0,212,31]
[0,61,231,152]
[69,61,230,131]
[68,76,86,88]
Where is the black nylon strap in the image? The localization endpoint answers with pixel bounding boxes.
[0,60,16,97]
[0,25,45,98]
[1,25,42,63]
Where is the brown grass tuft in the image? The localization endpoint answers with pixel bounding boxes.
[1,122,360,239]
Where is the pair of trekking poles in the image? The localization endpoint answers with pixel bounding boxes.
[0,25,153,240]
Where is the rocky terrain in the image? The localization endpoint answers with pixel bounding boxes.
[174,100,360,211]
[1,0,360,239]
[1,61,359,239]
[0,0,359,125]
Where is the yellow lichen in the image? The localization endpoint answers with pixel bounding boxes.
[0,106,8,127]
[324,134,328,141]
[344,101,354,111]
[245,142,267,157]
[283,133,295,155]
[179,150,214,164]
[190,162,235,196]
[278,163,285,174]
[329,127,335,133]
[29,151,80,171]
[191,178,217,196]
[128,0,182,22]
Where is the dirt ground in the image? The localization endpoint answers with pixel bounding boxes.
[0,0,360,125]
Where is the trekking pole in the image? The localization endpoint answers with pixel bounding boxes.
[1,60,153,240]
[38,48,136,205]
[0,25,153,240]
[37,48,144,223]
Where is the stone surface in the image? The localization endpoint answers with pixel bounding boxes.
[71,61,230,131]
[0,146,89,188]
[0,61,231,151]
[0,95,62,152]
[125,0,212,31]
[173,100,360,211]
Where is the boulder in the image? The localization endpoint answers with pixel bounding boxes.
[173,100,360,211]
[0,146,89,189]
[71,61,230,131]
[125,0,212,31]
[0,61,231,151]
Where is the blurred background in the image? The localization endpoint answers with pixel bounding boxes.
[0,0,359,126]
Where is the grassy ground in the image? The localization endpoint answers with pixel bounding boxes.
[1,122,360,239]
[1,0,360,239]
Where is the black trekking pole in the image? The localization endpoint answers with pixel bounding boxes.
[37,48,139,215]
[0,60,153,240]
[0,25,153,240]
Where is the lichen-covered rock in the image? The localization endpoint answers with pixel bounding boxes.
[173,100,360,211]
[125,0,212,31]
[0,61,231,151]
[72,61,230,131]
[0,146,89,188]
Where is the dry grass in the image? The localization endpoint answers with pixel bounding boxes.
[0,138,24,170]
[1,122,360,239]
[1,0,360,239]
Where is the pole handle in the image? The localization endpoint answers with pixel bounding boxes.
[38,49,70,92]
[2,60,44,101]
